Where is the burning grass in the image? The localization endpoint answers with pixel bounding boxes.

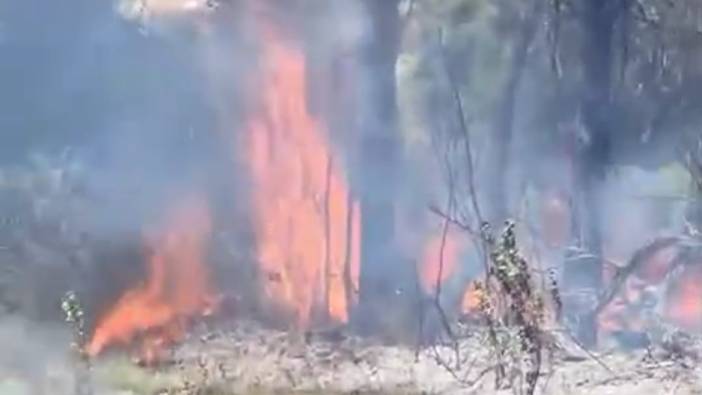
[87,194,220,365]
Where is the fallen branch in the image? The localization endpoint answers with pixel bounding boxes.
[555,328,616,377]
[594,236,681,317]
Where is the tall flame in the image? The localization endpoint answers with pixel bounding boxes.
[88,194,219,363]
[243,20,360,328]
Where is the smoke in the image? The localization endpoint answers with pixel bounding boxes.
[0,1,694,381]
[0,315,73,394]
[0,2,229,389]
[1,0,376,326]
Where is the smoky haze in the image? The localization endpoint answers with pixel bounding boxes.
[0,0,380,323]
[0,2,695,391]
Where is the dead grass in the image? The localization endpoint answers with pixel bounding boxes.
[93,356,181,394]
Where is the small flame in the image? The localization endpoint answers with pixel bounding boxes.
[460,281,483,313]
[243,19,360,328]
[599,244,702,334]
[88,194,219,362]
[419,225,485,315]
[419,227,461,293]
[665,264,702,331]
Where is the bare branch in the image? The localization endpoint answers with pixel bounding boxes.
[594,236,681,317]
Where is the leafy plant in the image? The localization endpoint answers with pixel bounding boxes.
[473,221,552,395]
[61,290,93,395]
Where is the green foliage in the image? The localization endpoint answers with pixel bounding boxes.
[61,290,88,358]
[61,290,93,395]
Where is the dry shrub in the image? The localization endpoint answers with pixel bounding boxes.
[472,220,560,395]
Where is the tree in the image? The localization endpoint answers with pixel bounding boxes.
[558,0,618,347]
[354,0,412,336]
[487,0,543,223]
[560,0,702,346]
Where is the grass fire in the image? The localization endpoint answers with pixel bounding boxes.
[3,1,702,395]
[87,194,219,365]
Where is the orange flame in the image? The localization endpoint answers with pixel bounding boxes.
[419,227,461,293]
[243,21,360,328]
[88,195,219,362]
[420,226,484,315]
[599,244,702,334]
[460,281,483,313]
[665,264,702,332]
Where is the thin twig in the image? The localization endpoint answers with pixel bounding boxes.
[322,154,333,321]
[437,27,484,229]
[428,205,477,236]
[435,165,455,304]
[437,26,491,280]
[430,343,494,388]
[342,189,357,315]
[553,328,617,377]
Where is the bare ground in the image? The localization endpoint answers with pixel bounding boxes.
[149,321,702,395]
[1,319,701,395]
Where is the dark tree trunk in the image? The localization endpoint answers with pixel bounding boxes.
[353,0,409,336]
[488,4,541,223]
[563,0,617,347]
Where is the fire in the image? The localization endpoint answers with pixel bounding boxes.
[665,263,702,331]
[599,243,702,334]
[461,281,483,313]
[88,195,219,363]
[419,225,484,314]
[419,226,462,293]
[243,20,360,328]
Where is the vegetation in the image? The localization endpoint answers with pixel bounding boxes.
[476,221,552,395]
[61,291,93,395]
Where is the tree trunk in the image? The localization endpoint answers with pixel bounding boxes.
[488,4,541,223]
[353,0,408,336]
[564,0,617,347]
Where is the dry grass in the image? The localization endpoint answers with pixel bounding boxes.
[93,356,181,394]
